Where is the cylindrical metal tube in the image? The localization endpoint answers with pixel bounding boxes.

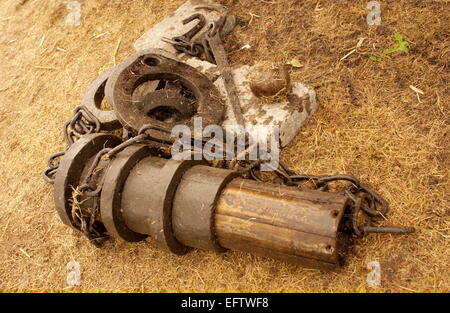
[120,156,202,255]
[54,136,353,270]
[214,178,351,270]
[98,152,351,270]
[172,165,238,252]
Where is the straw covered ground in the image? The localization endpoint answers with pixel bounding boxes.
[0,0,448,292]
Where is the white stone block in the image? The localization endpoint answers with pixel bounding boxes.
[215,65,318,147]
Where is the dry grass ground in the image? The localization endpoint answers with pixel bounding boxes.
[0,0,448,292]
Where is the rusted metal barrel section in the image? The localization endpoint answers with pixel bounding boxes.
[54,133,352,270]
[214,179,351,270]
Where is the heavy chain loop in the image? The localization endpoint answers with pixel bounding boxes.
[43,105,101,184]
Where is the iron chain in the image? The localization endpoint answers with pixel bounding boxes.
[43,105,101,184]
[246,159,415,237]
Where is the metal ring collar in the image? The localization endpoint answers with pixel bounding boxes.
[105,51,224,142]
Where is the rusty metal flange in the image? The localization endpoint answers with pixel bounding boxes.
[53,133,122,228]
[172,165,239,252]
[105,51,224,141]
[120,157,204,255]
[81,68,122,131]
[100,144,153,242]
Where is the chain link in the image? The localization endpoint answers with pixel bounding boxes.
[43,105,101,184]
[245,159,415,237]
[64,106,100,146]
